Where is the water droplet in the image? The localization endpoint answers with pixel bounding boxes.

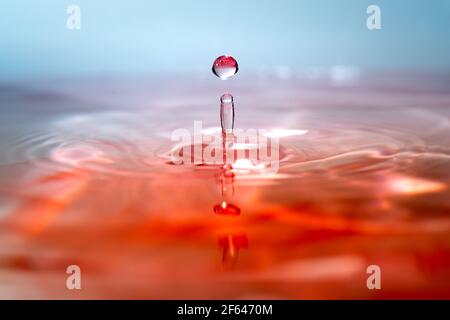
[213,201,241,216]
[212,56,238,80]
[220,93,235,133]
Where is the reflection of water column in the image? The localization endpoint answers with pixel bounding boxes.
[214,167,247,269]
[218,234,248,268]
[214,167,240,216]
[214,94,246,267]
[214,125,247,268]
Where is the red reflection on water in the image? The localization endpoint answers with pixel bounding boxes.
[0,148,449,299]
[0,76,449,299]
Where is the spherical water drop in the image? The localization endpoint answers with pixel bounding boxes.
[212,56,238,80]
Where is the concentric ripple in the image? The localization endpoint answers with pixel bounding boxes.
[1,107,448,180]
[0,76,450,299]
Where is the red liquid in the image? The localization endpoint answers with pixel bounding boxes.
[0,73,449,299]
[212,55,238,80]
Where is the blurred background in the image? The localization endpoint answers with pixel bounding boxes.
[1,0,450,81]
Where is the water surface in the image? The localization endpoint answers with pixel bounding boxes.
[0,73,449,299]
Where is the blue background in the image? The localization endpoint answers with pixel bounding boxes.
[1,0,450,79]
